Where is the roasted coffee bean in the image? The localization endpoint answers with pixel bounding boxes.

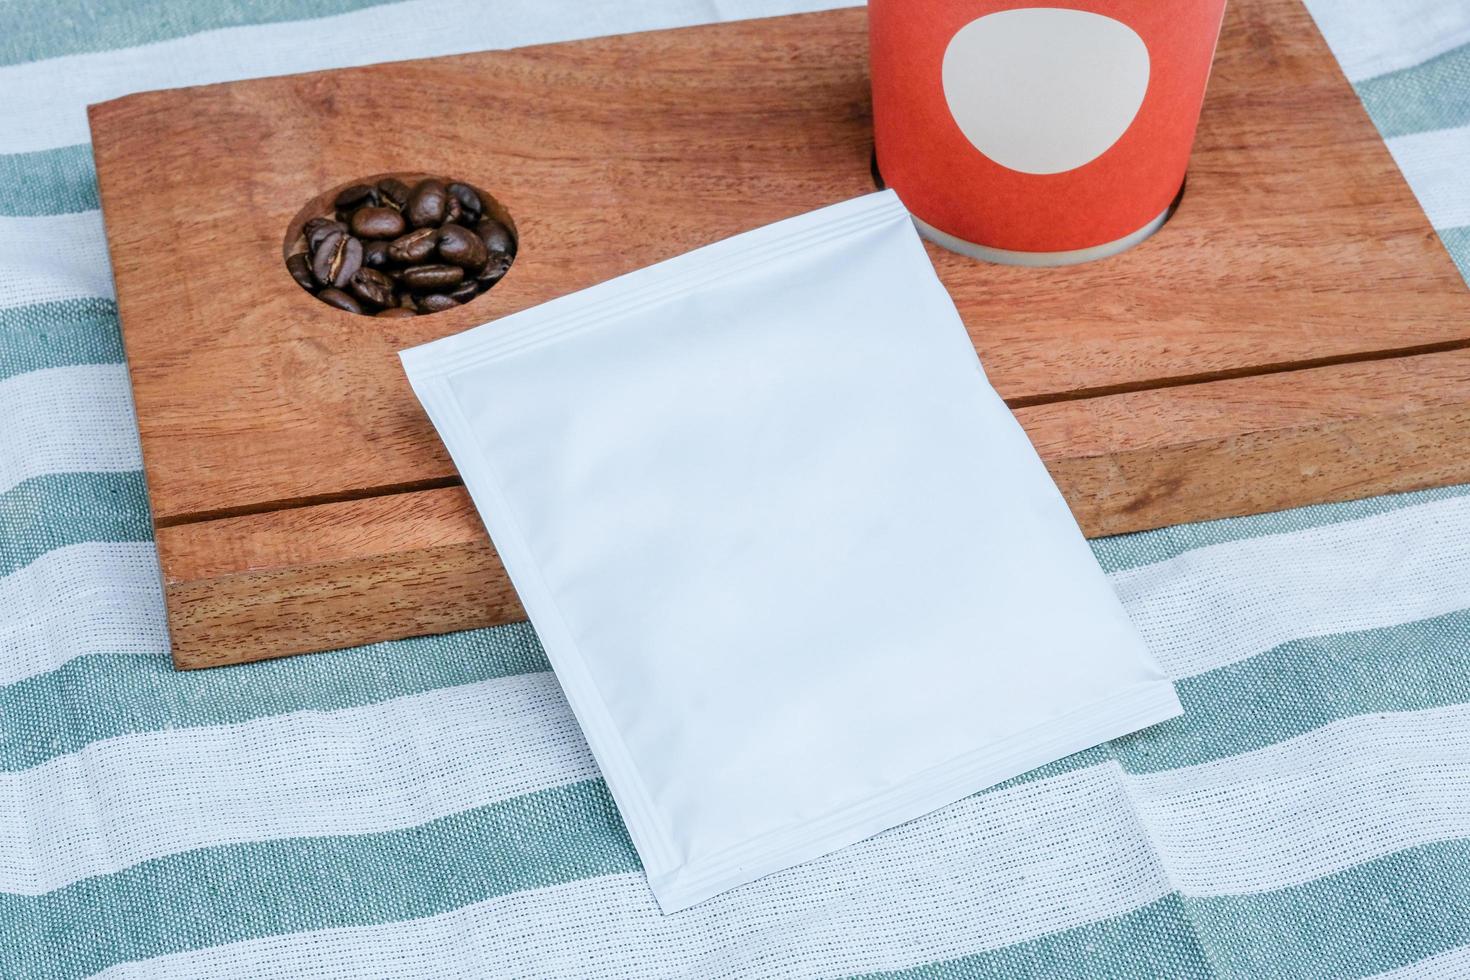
[477,252,513,285]
[317,287,363,314]
[362,239,391,269]
[387,227,437,264]
[406,179,448,228]
[399,263,464,289]
[447,183,482,221]
[291,175,514,316]
[285,252,315,291]
[477,217,515,258]
[418,293,459,313]
[312,231,363,289]
[349,268,395,309]
[443,195,464,226]
[310,230,343,285]
[436,223,488,271]
[349,206,406,240]
[333,184,377,210]
[304,216,346,251]
[377,177,411,208]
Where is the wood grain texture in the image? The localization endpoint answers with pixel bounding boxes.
[158,349,1470,668]
[1023,350,1470,536]
[86,0,1470,668]
[156,487,517,668]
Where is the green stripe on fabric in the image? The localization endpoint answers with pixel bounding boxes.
[1440,225,1470,284]
[870,839,1470,979]
[0,622,550,771]
[0,779,638,980]
[0,298,122,381]
[1090,483,1470,573]
[0,0,405,68]
[0,145,98,216]
[862,895,1210,978]
[0,472,152,578]
[1115,608,1470,774]
[1182,839,1470,979]
[1356,42,1470,139]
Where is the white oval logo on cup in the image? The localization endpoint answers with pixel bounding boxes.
[941,8,1150,175]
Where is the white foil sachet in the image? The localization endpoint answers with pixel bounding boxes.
[401,190,1180,913]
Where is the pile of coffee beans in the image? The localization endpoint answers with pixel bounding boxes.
[286,176,516,317]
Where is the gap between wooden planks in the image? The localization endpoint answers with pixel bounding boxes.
[159,349,1470,668]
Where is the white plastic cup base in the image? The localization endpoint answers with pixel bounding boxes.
[912,204,1173,267]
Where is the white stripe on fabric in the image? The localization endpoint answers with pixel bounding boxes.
[1370,945,1470,979]
[0,542,165,686]
[1133,702,1470,896]
[0,0,858,156]
[1111,493,1470,680]
[0,671,597,895]
[92,764,1173,979]
[0,364,141,494]
[0,211,112,309]
[1300,0,1470,81]
[1386,125,1470,230]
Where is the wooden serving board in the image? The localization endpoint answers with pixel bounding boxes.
[89,0,1470,669]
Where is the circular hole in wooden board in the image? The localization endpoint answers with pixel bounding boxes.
[283,172,519,317]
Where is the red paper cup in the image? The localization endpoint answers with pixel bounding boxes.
[870,0,1228,265]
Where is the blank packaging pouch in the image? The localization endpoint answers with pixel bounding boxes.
[401,190,1181,913]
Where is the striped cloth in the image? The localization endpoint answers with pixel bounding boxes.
[3,0,1468,976]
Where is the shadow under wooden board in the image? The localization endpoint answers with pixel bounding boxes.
[89,0,1470,670]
